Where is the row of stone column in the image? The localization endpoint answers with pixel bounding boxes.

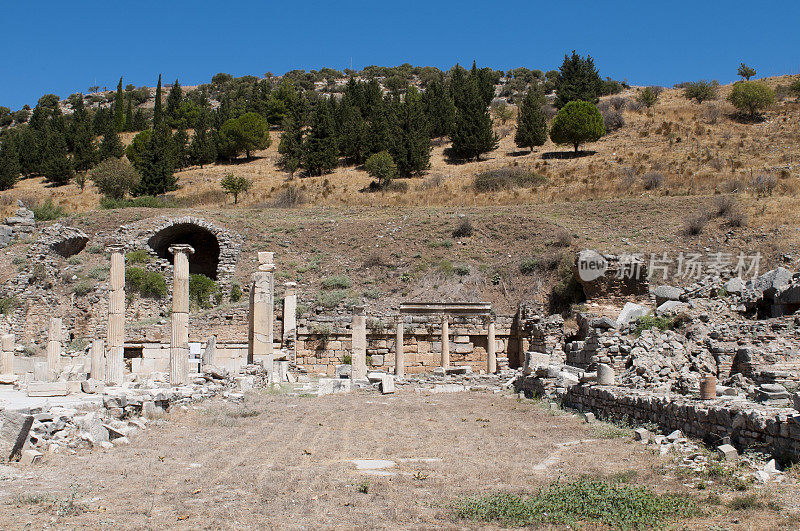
[352,311,498,379]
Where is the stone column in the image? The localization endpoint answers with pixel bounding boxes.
[249,252,275,369]
[440,314,450,370]
[1,334,14,375]
[106,245,125,385]
[351,305,367,380]
[90,339,105,381]
[394,316,405,378]
[202,336,216,367]
[169,244,194,386]
[46,317,62,380]
[487,316,497,374]
[282,282,297,349]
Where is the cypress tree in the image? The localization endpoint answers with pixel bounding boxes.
[278,115,303,177]
[448,64,470,110]
[514,88,548,152]
[70,98,97,172]
[99,126,124,161]
[42,126,74,185]
[554,51,602,108]
[451,78,498,161]
[392,87,431,176]
[173,126,189,170]
[153,74,163,128]
[131,109,148,131]
[188,110,217,168]
[124,92,134,132]
[165,78,182,123]
[302,100,338,176]
[337,99,368,164]
[0,133,21,190]
[136,122,176,195]
[18,126,42,176]
[423,80,456,138]
[113,77,125,132]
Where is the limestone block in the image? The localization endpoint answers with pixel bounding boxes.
[716,444,738,460]
[318,378,351,396]
[19,449,42,466]
[380,374,395,394]
[634,428,650,442]
[28,381,69,397]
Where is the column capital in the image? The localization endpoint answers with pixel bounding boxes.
[258,251,274,264]
[106,243,125,255]
[353,305,365,316]
[169,244,195,256]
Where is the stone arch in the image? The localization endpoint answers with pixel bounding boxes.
[148,223,221,279]
[113,216,244,291]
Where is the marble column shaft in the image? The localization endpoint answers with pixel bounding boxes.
[394,317,405,378]
[351,306,367,379]
[170,244,194,385]
[440,315,450,369]
[487,317,497,374]
[46,317,62,379]
[106,246,125,385]
[91,338,105,381]
[1,333,14,375]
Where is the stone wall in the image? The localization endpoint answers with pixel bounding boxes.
[560,384,800,463]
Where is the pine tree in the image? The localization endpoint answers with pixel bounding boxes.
[448,64,470,110]
[124,92,134,132]
[423,80,456,138]
[514,88,548,152]
[131,109,148,131]
[188,110,217,168]
[165,78,182,123]
[302,100,339,176]
[99,126,124,161]
[366,94,392,156]
[554,51,602,108]
[0,133,21,190]
[113,77,125,132]
[392,87,431,176]
[41,127,74,185]
[153,74,163,128]
[136,123,176,195]
[278,115,303,177]
[451,78,498,161]
[70,98,97,172]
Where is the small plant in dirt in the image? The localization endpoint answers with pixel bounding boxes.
[357,480,370,494]
[321,275,352,290]
[642,172,665,190]
[637,86,659,110]
[31,199,66,221]
[551,228,572,248]
[0,296,19,315]
[317,290,347,308]
[633,315,677,335]
[453,479,698,529]
[454,263,470,276]
[473,167,546,193]
[452,217,473,238]
[683,214,708,236]
[683,80,719,104]
[272,185,305,208]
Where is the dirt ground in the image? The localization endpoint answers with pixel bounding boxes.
[0,389,796,530]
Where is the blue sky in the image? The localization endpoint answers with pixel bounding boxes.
[1,0,798,110]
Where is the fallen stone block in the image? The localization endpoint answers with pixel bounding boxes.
[112,436,130,446]
[716,444,738,460]
[27,381,69,397]
[523,351,550,375]
[583,412,596,423]
[445,366,473,376]
[634,428,651,443]
[0,374,19,385]
[0,411,34,461]
[99,441,114,450]
[19,449,42,466]
[380,374,395,395]
[655,300,688,317]
[81,379,105,394]
[432,367,446,377]
[654,285,683,306]
[616,302,649,327]
[318,378,351,396]
[367,371,385,384]
[666,430,683,442]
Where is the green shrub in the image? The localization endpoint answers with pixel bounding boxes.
[32,199,65,221]
[342,353,352,364]
[632,315,676,335]
[454,263,470,276]
[318,290,347,308]
[453,479,698,529]
[229,282,242,302]
[125,249,150,264]
[72,280,93,296]
[189,274,219,309]
[0,297,20,314]
[125,267,167,299]
[321,275,352,290]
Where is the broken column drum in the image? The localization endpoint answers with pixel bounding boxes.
[91,338,105,382]
[46,317,62,379]
[170,244,194,386]
[249,252,275,369]
[351,305,367,379]
[283,281,297,351]
[597,363,615,385]
[106,245,125,385]
[1,334,14,375]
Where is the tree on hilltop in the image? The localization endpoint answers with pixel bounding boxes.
[554,51,602,108]
[737,63,756,81]
[514,88,548,152]
[549,100,605,153]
